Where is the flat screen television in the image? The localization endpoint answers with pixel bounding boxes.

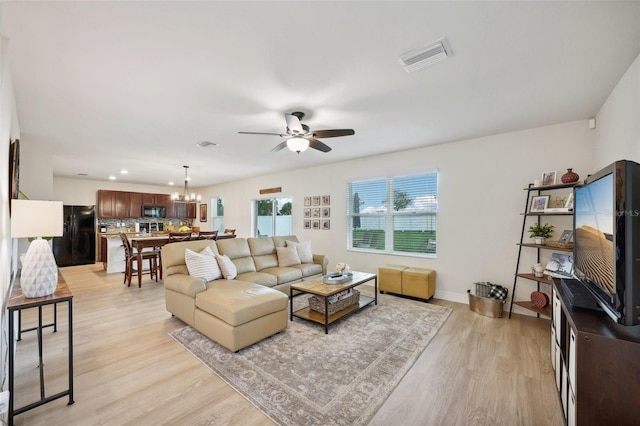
[573,159,640,326]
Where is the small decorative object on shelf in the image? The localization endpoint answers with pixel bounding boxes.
[528,223,554,245]
[530,291,549,308]
[561,168,580,183]
[532,263,544,277]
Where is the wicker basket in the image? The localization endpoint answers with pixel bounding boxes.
[309,290,360,315]
[468,283,504,318]
[545,241,573,249]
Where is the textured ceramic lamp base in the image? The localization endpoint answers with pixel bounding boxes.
[21,238,58,298]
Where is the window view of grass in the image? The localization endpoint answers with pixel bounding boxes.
[352,229,436,253]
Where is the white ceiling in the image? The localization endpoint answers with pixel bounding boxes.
[2,1,639,187]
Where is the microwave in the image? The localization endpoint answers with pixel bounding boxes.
[142,205,166,218]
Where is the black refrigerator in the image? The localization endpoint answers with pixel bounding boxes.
[53,205,96,267]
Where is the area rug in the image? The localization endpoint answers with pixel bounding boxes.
[169,291,452,426]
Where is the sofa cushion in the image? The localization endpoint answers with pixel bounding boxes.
[215,254,238,279]
[185,246,222,281]
[260,266,303,284]
[289,263,323,277]
[236,271,278,287]
[276,246,301,267]
[196,280,288,327]
[272,235,298,248]
[162,240,218,276]
[217,238,257,274]
[248,237,278,271]
[286,240,313,263]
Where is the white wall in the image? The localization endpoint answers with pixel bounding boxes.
[594,53,640,165]
[198,120,595,310]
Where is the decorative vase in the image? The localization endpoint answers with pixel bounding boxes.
[561,168,580,184]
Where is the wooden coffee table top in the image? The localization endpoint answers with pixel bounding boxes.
[292,271,376,297]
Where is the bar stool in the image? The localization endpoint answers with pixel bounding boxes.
[168,231,192,242]
[197,230,218,240]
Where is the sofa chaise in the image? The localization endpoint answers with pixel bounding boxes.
[162,235,328,351]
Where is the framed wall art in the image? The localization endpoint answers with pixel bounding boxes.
[322,207,330,218]
[312,219,320,230]
[321,220,330,230]
[199,204,207,222]
[312,196,321,206]
[322,195,330,205]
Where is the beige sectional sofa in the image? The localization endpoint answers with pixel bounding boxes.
[162,235,328,351]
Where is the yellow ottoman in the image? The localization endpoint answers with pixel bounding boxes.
[402,267,436,301]
[379,264,408,295]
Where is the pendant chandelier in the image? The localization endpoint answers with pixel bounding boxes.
[171,165,201,203]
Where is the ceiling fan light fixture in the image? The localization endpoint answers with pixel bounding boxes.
[287,137,309,153]
[399,37,452,73]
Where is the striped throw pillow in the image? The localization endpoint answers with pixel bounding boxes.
[185,246,222,281]
[286,240,313,263]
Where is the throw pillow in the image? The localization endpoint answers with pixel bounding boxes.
[286,240,313,263]
[276,246,301,267]
[214,254,238,280]
[185,246,222,281]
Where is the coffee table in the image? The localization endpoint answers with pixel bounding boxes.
[290,271,377,334]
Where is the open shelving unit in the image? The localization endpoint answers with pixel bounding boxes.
[508,181,578,319]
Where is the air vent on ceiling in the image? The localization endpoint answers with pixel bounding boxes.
[399,37,452,73]
[196,141,217,148]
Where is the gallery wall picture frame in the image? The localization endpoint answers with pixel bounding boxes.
[530,195,550,212]
[312,219,320,229]
[542,171,557,186]
[304,197,311,207]
[321,207,330,218]
[304,208,311,218]
[322,195,330,205]
[322,220,330,230]
[312,208,320,218]
[199,204,207,222]
[312,196,321,206]
[304,219,311,229]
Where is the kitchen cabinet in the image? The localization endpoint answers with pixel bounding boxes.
[168,201,197,219]
[98,190,130,218]
[129,192,143,218]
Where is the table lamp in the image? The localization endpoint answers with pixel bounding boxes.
[10,199,64,297]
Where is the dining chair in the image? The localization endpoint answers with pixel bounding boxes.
[223,228,236,235]
[119,233,159,287]
[197,230,218,240]
[168,231,192,242]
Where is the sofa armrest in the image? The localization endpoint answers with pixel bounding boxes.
[313,254,329,275]
[164,273,207,298]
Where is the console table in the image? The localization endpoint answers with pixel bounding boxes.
[7,276,74,426]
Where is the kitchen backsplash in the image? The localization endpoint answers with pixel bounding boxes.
[99,218,193,233]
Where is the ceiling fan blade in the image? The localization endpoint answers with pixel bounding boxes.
[239,131,286,137]
[312,129,355,138]
[271,141,288,152]
[308,138,332,153]
[285,114,304,133]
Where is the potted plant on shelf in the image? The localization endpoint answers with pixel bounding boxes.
[528,223,554,245]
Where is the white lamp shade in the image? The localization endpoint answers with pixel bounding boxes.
[287,137,309,153]
[11,199,63,298]
[11,199,64,238]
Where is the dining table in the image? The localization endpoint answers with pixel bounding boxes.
[129,233,236,286]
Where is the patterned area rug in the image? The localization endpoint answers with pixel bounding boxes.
[169,290,452,426]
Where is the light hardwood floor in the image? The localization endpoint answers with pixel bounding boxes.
[12,263,563,425]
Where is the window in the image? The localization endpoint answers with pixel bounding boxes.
[254,197,292,237]
[210,197,224,233]
[347,173,437,256]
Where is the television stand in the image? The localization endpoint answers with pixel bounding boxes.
[559,278,601,311]
[552,279,640,425]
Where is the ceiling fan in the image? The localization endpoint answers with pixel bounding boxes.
[238,111,355,153]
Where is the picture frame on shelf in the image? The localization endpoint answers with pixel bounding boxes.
[544,253,573,278]
[321,195,330,205]
[542,171,557,186]
[530,195,550,213]
[565,193,574,209]
[559,230,573,243]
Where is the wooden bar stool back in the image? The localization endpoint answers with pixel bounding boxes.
[119,233,159,287]
[197,230,218,240]
[168,232,192,242]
